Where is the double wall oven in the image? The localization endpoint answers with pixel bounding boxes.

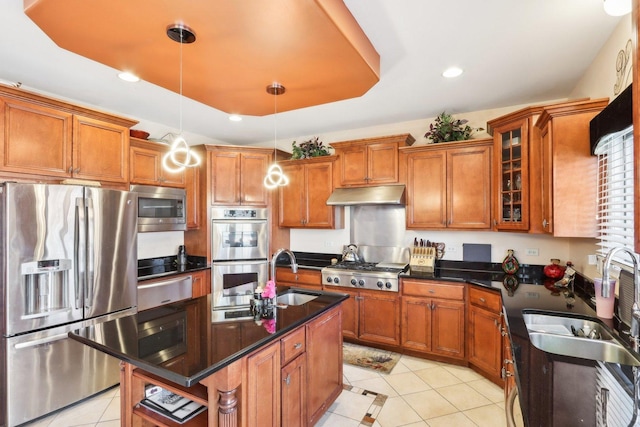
[211,207,268,321]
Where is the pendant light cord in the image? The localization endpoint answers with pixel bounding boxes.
[179,29,184,135]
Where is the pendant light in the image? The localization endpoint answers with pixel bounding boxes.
[162,24,201,173]
[263,83,289,189]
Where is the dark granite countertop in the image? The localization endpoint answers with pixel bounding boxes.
[137,255,209,281]
[69,288,348,387]
[402,262,637,426]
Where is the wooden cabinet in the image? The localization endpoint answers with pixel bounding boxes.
[281,354,306,427]
[129,138,185,187]
[276,267,322,290]
[400,138,492,229]
[333,287,400,346]
[488,116,531,231]
[191,270,210,298]
[185,164,201,229]
[0,96,73,177]
[467,287,503,384]
[306,306,343,426]
[278,156,342,228]
[209,146,272,206]
[400,279,465,360]
[73,115,130,184]
[246,341,281,427]
[535,98,608,237]
[330,134,415,187]
[0,87,136,184]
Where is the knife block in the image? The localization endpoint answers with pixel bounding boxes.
[410,247,435,273]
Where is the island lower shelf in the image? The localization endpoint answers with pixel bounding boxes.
[119,304,344,427]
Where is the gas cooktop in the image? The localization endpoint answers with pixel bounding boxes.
[324,261,408,273]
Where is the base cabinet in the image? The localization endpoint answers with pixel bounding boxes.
[467,287,503,384]
[401,279,465,360]
[306,306,343,426]
[282,354,306,427]
[246,342,281,427]
[334,287,400,346]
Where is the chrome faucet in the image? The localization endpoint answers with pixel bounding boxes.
[601,247,640,427]
[602,247,640,340]
[271,248,298,282]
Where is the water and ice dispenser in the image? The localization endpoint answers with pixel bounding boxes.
[21,259,72,318]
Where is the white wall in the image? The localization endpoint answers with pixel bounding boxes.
[138,231,184,259]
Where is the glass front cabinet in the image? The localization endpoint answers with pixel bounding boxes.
[488,109,541,232]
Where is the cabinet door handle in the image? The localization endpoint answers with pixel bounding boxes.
[284,374,290,386]
[68,166,73,173]
[480,297,486,303]
[74,168,80,174]
[494,219,498,226]
[428,289,435,294]
[501,367,513,379]
[293,343,302,349]
[431,303,436,310]
[542,219,548,228]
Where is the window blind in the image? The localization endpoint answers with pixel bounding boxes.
[595,125,635,265]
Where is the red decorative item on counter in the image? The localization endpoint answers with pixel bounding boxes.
[543,258,566,280]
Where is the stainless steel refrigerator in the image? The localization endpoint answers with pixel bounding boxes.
[0,183,138,427]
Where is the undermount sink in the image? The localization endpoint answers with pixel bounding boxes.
[276,292,318,306]
[523,311,640,366]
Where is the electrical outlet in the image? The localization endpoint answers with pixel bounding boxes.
[588,255,597,265]
[525,248,539,256]
[448,246,457,253]
[324,241,334,247]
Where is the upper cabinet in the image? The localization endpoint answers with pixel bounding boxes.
[487,106,545,232]
[534,98,608,237]
[0,87,135,185]
[129,138,185,187]
[400,139,492,230]
[209,146,272,207]
[278,156,342,229]
[330,134,415,187]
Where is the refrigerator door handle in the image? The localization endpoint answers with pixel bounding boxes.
[75,197,86,310]
[85,196,95,308]
[14,333,69,349]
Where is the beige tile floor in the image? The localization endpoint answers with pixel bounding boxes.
[23,354,522,427]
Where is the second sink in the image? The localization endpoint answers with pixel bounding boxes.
[523,310,640,366]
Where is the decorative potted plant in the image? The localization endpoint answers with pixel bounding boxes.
[291,137,332,159]
[424,112,484,143]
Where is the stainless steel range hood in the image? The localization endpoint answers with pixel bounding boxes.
[326,184,405,206]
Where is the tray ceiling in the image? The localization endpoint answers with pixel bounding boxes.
[24,0,380,116]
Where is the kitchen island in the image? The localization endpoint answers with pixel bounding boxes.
[70,288,348,427]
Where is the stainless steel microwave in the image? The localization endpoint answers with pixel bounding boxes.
[130,185,187,232]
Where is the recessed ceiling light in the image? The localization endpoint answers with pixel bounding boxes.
[118,71,140,82]
[442,67,463,78]
[603,0,631,16]
[229,115,243,122]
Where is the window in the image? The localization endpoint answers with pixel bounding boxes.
[595,125,635,265]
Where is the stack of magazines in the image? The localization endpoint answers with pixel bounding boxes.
[140,385,206,424]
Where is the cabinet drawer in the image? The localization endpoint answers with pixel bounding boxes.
[276,268,322,287]
[469,287,501,312]
[402,280,464,300]
[281,327,306,365]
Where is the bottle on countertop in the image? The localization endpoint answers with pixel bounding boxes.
[177,245,188,267]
